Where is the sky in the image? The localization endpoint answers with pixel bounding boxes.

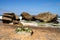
[0,0,60,16]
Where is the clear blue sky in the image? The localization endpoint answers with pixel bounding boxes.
[0,0,60,15]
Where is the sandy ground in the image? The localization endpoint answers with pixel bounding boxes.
[0,22,60,40]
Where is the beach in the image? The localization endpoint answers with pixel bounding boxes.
[0,0,60,40]
[0,22,60,40]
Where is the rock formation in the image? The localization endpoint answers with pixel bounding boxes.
[34,12,58,23]
[2,13,14,23]
[21,12,32,20]
[2,13,20,24]
[13,14,20,24]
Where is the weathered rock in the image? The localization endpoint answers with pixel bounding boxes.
[4,13,14,17]
[34,12,58,23]
[21,12,32,20]
[2,13,20,24]
[13,14,20,24]
[32,15,37,21]
[2,17,12,21]
[2,13,14,23]
[2,13,23,26]
[13,14,23,27]
[14,22,23,27]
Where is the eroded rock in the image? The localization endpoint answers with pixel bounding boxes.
[34,12,58,23]
[2,13,20,24]
[21,12,32,20]
[2,13,14,23]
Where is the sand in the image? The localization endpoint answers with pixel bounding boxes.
[0,22,60,40]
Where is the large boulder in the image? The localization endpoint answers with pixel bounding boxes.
[2,13,15,23]
[34,12,58,23]
[21,12,32,20]
[2,13,20,24]
[2,13,23,27]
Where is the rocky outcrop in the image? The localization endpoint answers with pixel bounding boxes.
[2,13,14,23]
[34,12,58,23]
[2,13,20,24]
[21,12,32,20]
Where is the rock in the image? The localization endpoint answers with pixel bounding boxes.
[32,15,37,21]
[2,17,12,21]
[13,14,20,24]
[52,20,59,24]
[2,13,15,23]
[21,12,32,20]
[2,13,20,24]
[2,13,23,26]
[34,12,58,23]
[14,22,23,27]
[14,14,20,20]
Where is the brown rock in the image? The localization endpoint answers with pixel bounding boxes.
[2,13,23,26]
[13,14,20,24]
[13,14,23,27]
[2,13,20,24]
[21,12,32,20]
[2,17,12,21]
[34,12,58,22]
[2,13,15,23]
[2,13,15,18]
[14,22,23,27]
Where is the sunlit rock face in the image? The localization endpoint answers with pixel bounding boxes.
[33,12,58,23]
[21,12,32,21]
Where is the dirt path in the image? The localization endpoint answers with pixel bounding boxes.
[0,23,60,40]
